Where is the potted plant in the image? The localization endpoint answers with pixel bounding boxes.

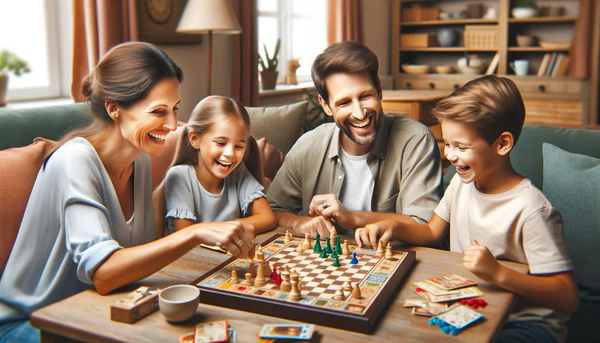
[512,0,537,18]
[0,50,30,106]
[258,39,280,90]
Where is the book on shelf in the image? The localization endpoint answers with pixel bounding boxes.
[554,55,571,77]
[551,53,566,77]
[485,53,500,75]
[537,53,552,77]
[546,52,559,76]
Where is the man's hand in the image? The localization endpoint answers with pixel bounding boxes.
[355,220,395,248]
[309,194,355,228]
[295,216,334,238]
[463,240,501,283]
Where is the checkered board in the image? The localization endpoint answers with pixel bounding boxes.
[193,234,415,333]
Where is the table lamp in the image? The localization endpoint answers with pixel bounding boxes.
[176,0,242,95]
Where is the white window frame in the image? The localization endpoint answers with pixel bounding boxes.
[5,0,72,102]
[258,0,326,84]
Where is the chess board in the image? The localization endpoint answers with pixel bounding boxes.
[193,234,415,333]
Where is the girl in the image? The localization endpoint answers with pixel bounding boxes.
[155,96,276,239]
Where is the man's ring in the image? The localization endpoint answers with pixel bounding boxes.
[236,240,243,248]
[321,202,329,209]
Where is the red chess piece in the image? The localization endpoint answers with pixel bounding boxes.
[275,272,282,286]
[271,265,278,281]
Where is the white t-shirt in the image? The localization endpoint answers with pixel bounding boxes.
[435,174,572,342]
[338,147,373,211]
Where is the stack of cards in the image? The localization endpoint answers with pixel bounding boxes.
[413,274,484,303]
[403,298,448,317]
[428,304,484,336]
[179,320,235,343]
[258,324,315,342]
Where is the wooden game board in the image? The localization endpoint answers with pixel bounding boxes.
[193,234,415,333]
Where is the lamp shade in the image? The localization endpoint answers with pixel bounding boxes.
[176,0,242,34]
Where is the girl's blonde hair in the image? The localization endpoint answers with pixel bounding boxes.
[153,96,264,238]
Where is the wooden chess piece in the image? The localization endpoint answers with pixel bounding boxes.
[231,270,239,284]
[280,266,291,292]
[296,244,304,253]
[385,243,393,259]
[334,287,346,301]
[254,261,266,286]
[263,260,272,277]
[284,230,291,244]
[342,280,352,291]
[248,259,256,277]
[351,283,362,299]
[330,227,337,242]
[302,233,312,250]
[288,279,301,302]
[243,272,252,285]
[342,240,350,256]
[313,233,323,253]
[376,240,385,256]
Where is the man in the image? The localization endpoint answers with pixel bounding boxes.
[267,41,442,239]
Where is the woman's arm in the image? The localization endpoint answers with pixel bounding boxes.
[92,221,254,295]
[236,197,276,234]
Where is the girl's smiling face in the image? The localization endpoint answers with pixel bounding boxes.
[190,115,248,193]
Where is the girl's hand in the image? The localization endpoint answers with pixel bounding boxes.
[195,221,255,258]
[463,240,501,283]
[309,194,354,228]
[297,216,334,238]
[355,220,395,248]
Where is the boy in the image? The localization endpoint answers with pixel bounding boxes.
[355,75,578,342]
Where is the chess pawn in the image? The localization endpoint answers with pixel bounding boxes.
[325,237,333,254]
[296,244,304,253]
[385,243,393,259]
[284,230,291,244]
[263,260,272,277]
[248,259,256,277]
[342,240,350,256]
[376,240,385,256]
[280,267,291,292]
[243,272,252,285]
[231,270,239,283]
[288,279,301,302]
[313,233,323,253]
[334,287,346,301]
[342,280,352,291]
[302,233,312,250]
[254,261,266,287]
[351,283,362,299]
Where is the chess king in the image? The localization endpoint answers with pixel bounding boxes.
[267,41,442,240]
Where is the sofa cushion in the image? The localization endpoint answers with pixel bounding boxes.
[246,101,308,155]
[0,139,57,279]
[542,143,600,300]
[0,103,92,150]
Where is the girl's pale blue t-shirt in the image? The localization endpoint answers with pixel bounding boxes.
[164,163,265,231]
[0,137,155,323]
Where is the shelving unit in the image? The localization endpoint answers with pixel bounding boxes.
[391,0,599,125]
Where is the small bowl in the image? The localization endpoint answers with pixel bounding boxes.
[159,285,200,322]
[512,7,537,18]
[516,35,533,47]
[401,64,430,75]
[435,65,454,74]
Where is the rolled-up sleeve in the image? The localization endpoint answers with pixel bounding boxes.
[164,166,197,221]
[267,142,303,214]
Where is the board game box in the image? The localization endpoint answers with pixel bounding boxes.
[193,233,415,333]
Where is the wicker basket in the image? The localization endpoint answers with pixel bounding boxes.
[400,33,437,48]
[464,25,498,49]
[402,6,439,21]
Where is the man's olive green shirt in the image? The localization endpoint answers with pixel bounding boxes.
[267,114,443,225]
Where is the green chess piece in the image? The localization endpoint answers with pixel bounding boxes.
[333,256,341,267]
[331,249,338,259]
[325,237,333,254]
[314,233,323,253]
[319,249,329,258]
[335,236,342,255]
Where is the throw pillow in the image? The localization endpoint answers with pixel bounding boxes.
[246,101,308,155]
[542,143,600,301]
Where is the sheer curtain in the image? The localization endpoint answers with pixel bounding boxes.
[231,0,259,106]
[71,0,138,102]
[327,0,363,45]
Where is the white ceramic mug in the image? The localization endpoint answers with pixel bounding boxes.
[510,60,529,76]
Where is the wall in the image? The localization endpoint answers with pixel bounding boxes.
[362,0,393,89]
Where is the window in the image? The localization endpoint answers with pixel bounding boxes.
[258,0,327,84]
[0,0,71,102]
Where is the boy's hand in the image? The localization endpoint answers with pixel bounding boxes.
[355,220,395,248]
[463,240,501,283]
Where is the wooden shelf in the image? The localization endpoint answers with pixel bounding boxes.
[508,47,571,52]
[400,47,497,52]
[509,16,577,24]
[401,19,498,26]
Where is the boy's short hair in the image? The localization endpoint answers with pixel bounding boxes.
[432,75,525,145]
[311,41,380,106]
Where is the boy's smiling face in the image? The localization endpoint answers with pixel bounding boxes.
[441,119,501,189]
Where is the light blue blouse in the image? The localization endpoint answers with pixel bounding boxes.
[0,138,155,323]
[164,163,265,230]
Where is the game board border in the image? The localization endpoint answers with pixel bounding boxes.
[192,234,415,333]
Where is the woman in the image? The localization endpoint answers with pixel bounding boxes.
[0,42,255,343]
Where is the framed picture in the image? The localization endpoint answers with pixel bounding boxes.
[137,0,202,45]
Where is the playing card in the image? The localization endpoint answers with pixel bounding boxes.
[259,324,315,340]
[435,304,483,330]
[194,320,229,343]
[413,281,460,295]
[179,333,194,343]
[426,286,484,303]
[424,274,476,290]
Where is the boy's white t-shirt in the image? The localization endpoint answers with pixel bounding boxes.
[338,148,373,212]
[435,174,572,342]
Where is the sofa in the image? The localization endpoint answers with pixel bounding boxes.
[1,102,598,341]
